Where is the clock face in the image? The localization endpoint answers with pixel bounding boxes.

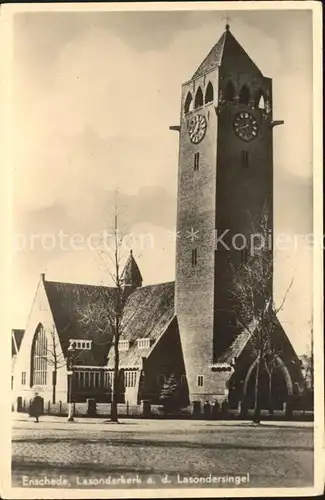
[188,114,207,144]
[233,112,258,141]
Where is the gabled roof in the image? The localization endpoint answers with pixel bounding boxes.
[43,279,175,369]
[107,282,175,369]
[44,281,116,366]
[216,329,251,365]
[121,250,143,288]
[12,329,25,356]
[192,25,262,79]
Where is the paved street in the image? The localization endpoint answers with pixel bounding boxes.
[12,413,313,489]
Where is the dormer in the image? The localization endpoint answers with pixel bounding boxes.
[119,340,130,351]
[137,338,150,349]
[69,339,92,350]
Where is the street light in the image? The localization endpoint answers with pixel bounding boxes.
[67,342,76,422]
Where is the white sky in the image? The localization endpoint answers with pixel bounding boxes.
[11,9,313,354]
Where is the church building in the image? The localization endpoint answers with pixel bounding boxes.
[13,25,304,412]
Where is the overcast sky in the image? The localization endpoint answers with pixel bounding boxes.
[12,8,313,354]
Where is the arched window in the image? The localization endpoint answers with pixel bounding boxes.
[184,91,193,114]
[239,84,250,105]
[255,89,266,109]
[205,81,214,104]
[31,325,48,386]
[194,87,203,109]
[224,80,235,102]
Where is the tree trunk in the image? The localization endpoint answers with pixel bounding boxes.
[111,325,120,423]
[267,371,273,415]
[52,382,56,404]
[253,354,261,423]
[52,369,57,404]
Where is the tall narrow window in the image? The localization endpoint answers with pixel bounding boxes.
[184,91,193,114]
[258,95,265,109]
[197,375,204,387]
[241,150,249,169]
[194,87,203,109]
[255,89,266,110]
[205,81,214,104]
[194,152,200,171]
[224,80,235,102]
[192,248,197,267]
[31,325,48,386]
[21,372,26,385]
[239,84,250,105]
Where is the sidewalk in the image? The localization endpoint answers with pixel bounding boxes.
[12,412,313,428]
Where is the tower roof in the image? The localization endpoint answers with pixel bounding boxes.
[122,250,143,288]
[192,24,262,79]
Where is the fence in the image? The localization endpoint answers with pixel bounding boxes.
[15,397,313,421]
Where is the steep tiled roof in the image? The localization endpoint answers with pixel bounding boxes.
[12,329,25,356]
[44,279,175,369]
[107,282,175,369]
[44,281,116,366]
[192,26,262,79]
[192,30,227,79]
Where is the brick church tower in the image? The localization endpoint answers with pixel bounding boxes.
[174,24,284,403]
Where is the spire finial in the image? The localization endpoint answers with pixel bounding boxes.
[130,249,133,256]
[223,14,230,32]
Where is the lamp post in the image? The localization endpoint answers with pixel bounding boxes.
[67,342,76,422]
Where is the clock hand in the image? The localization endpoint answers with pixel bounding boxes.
[238,124,249,130]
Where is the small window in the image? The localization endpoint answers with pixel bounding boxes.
[194,152,200,172]
[21,372,26,385]
[125,371,137,388]
[241,151,249,169]
[70,339,92,350]
[197,375,204,387]
[137,338,150,349]
[192,248,197,267]
[119,340,130,351]
[104,371,113,388]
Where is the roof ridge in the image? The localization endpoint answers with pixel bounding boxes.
[140,281,175,288]
[192,30,226,79]
[45,280,114,290]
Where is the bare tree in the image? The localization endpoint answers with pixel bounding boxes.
[77,205,148,423]
[231,210,293,423]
